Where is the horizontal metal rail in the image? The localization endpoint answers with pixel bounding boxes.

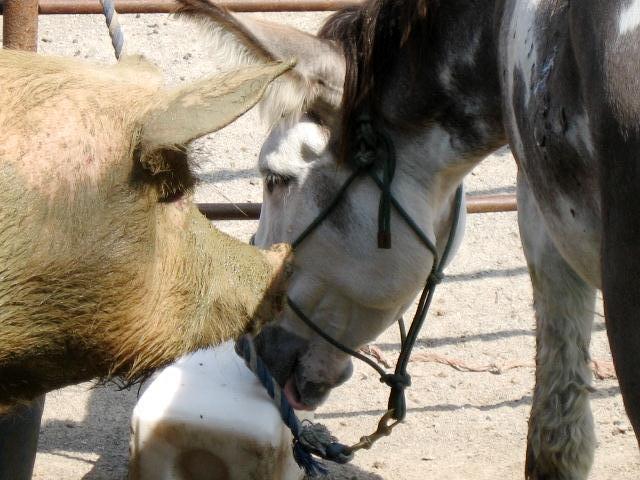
[32,0,361,14]
[465,194,517,214]
[197,194,517,220]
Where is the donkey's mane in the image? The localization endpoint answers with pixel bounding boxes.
[176,0,434,161]
[319,0,434,160]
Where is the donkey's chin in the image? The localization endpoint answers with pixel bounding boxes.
[285,361,354,411]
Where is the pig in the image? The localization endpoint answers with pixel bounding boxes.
[0,49,293,412]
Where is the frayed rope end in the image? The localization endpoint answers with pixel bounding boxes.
[293,440,328,477]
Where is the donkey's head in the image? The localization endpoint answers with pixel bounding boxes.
[179,0,505,409]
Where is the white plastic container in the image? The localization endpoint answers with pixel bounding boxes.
[129,342,306,480]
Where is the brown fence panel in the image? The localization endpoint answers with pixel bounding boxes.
[1,0,359,49]
[36,0,361,14]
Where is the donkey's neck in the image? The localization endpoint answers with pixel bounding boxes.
[379,0,506,198]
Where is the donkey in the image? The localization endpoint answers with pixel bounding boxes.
[177,0,640,477]
[0,49,292,412]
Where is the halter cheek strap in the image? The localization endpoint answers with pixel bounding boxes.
[237,114,464,476]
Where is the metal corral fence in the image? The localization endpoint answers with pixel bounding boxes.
[1,0,517,219]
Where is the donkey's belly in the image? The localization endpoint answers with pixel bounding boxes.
[529,185,601,288]
[500,0,602,288]
[510,110,602,287]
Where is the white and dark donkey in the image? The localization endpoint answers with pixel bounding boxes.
[178,0,640,478]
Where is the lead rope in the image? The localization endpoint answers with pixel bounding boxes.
[235,337,352,477]
[237,114,464,476]
[99,0,125,59]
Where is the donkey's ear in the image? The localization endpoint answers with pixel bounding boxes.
[176,0,345,122]
[141,61,293,148]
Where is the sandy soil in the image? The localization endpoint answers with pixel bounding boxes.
[1,8,638,480]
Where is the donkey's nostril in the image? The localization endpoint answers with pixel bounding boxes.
[254,325,307,387]
[297,379,332,408]
[338,361,354,384]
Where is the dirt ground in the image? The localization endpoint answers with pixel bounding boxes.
[1,8,639,480]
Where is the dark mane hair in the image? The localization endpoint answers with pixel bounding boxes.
[318,0,435,162]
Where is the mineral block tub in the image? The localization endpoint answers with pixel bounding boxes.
[129,342,306,480]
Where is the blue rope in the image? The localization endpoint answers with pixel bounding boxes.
[100,0,125,59]
[235,336,353,477]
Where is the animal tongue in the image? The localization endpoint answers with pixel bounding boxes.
[284,378,313,411]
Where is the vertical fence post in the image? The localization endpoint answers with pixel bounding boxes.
[1,6,44,478]
[3,0,39,51]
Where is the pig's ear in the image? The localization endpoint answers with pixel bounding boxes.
[141,60,293,148]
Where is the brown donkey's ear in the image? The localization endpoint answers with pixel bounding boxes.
[176,0,346,123]
[141,61,293,149]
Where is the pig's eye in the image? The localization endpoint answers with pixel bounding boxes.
[264,172,292,193]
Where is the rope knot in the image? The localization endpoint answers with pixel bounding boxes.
[353,114,377,169]
[353,149,376,169]
[380,373,412,390]
[428,271,445,286]
[298,422,353,464]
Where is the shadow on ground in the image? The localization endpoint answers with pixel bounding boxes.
[315,386,621,421]
[306,463,384,480]
[38,384,140,480]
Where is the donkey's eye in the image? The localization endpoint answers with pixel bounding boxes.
[264,172,292,193]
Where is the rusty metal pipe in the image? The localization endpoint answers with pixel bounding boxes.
[36,0,361,14]
[3,0,39,51]
[197,194,517,221]
[465,194,517,214]
[198,202,262,220]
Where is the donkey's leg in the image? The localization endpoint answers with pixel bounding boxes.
[517,174,596,480]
